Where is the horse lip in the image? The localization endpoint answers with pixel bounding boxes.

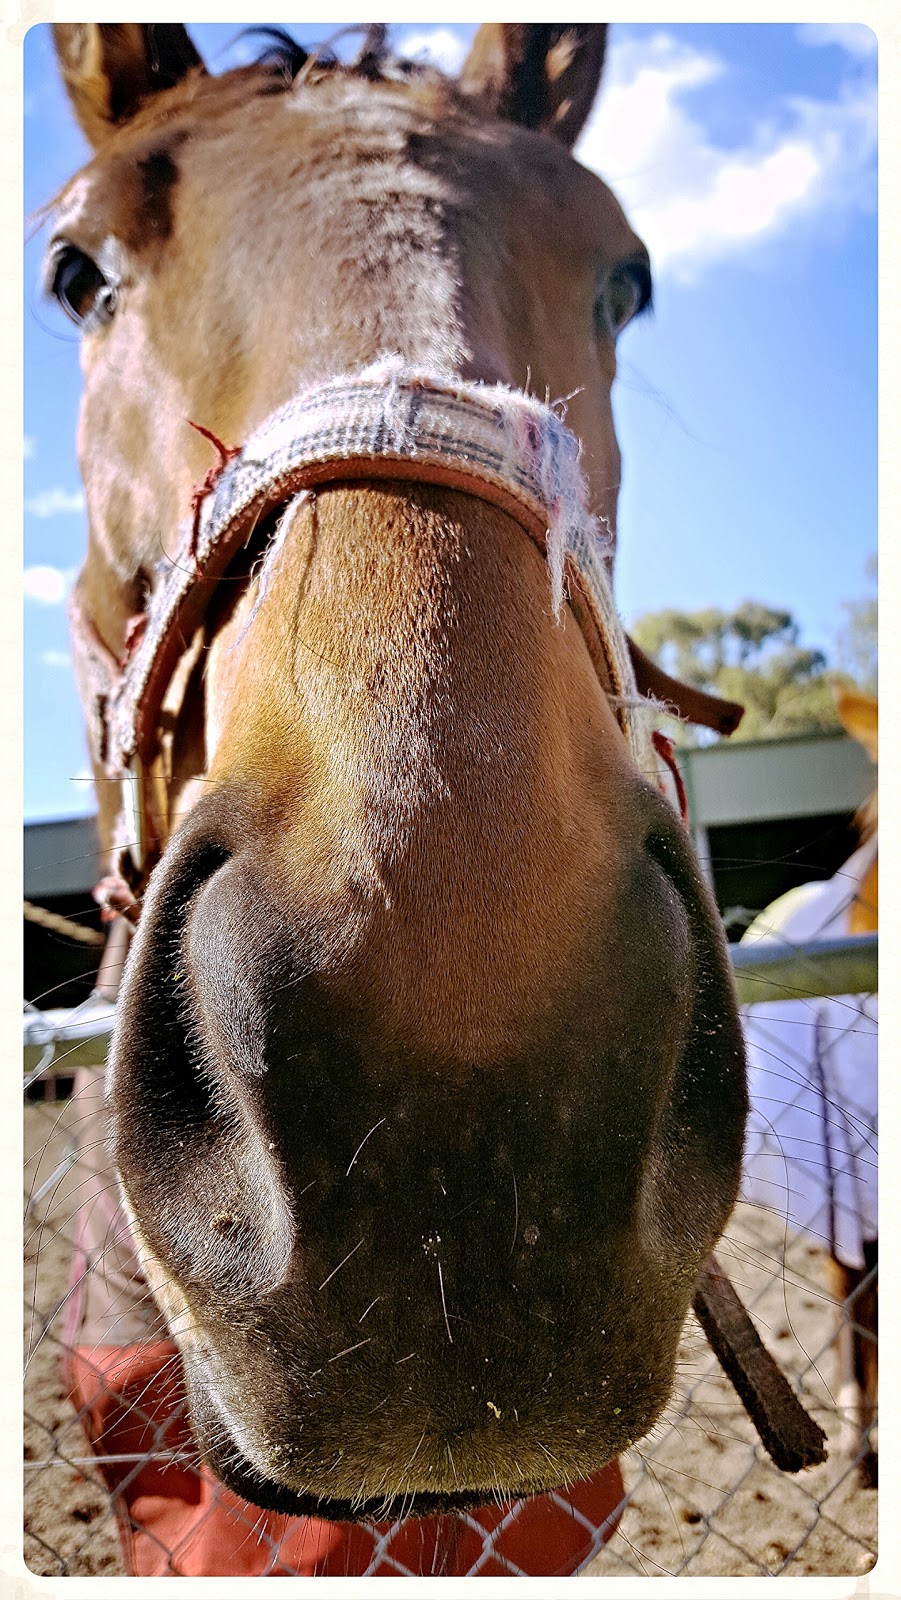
[207,1439,544,1523]
[198,1385,557,1522]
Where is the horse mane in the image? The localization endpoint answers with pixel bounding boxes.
[242,24,443,89]
[141,26,449,130]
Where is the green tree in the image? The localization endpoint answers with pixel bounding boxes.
[834,554,877,693]
[630,602,842,743]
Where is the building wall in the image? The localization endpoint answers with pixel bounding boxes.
[676,731,874,936]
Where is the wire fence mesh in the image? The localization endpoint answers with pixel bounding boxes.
[24,947,877,1578]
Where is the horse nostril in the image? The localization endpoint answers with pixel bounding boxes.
[165,839,234,928]
[183,852,273,1079]
[643,814,712,915]
[111,834,295,1301]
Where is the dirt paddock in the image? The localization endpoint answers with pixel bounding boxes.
[24,1097,876,1578]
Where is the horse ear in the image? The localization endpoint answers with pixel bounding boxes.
[459,24,607,148]
[53,24,205,148]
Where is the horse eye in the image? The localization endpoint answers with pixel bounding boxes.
[597,261,653,339]
[49,246,118,329]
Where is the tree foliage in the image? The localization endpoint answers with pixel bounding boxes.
[630,601,842,743]
[834,554,877,694]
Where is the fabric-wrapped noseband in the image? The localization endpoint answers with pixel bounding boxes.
[71,358,665,891]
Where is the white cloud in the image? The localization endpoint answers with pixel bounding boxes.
[23,436,35,460]
[24,566,74,605]
[797,24,877,60]
[576,31,877,281]
[231,39,256,63]
[40,649,71,668]
[25,486,85,518]
[396,27,468,76]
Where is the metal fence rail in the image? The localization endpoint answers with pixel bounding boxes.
[730,931,877,1004]
[24,941,877,1577]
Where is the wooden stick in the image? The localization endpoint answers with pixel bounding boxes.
[693,1254,827,1472]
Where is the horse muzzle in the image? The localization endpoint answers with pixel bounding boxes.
[101,361,752,1512]
[108,769,748,1514]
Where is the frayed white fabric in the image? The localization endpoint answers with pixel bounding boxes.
[71,359,660,868]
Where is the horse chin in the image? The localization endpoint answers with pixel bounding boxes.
[182,1335,668,1523]
[192,1394,602,1524]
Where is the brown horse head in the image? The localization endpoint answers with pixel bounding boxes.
[50,23,747,1519]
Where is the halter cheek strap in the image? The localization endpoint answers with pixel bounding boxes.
[70,358,738,908]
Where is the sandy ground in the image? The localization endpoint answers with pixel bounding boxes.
[24,1098,876,1579]
[584,1198,877,1577]
[25,1095,126,1576]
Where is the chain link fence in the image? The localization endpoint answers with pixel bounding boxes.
[24,941,877,1578]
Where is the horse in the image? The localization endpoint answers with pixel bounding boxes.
[741,688,877,1484]
[47,22,753,1550]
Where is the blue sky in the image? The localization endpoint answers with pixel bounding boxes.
[24,22,877,820]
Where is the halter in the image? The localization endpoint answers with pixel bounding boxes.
[70,359,709,919]
[67,364,830,1473]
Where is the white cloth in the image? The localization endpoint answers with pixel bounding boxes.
[740,837,877,1268]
